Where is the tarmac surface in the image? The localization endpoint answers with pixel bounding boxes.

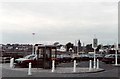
[1,61,120,78]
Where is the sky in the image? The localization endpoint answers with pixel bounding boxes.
[0,0,119,45]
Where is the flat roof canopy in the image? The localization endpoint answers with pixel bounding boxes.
[37,45,57,49]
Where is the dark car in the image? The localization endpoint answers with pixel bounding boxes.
[2,53,23,63]
[55,55,63,63]
[89,54,104,60]
[2,57,11,63]
[102,54,120,64]
[79,54,90,61]
[61,54,72,63]
[15,54,40,67]
[15,54,61,68]
[72,54,90,62]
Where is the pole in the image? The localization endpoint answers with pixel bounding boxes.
[77,40,78,55]
[83,43,85,53]
[52,60,55,72]
[89,60,92,71]
[93,38,98,69]
[73,60,76,72]
[32,33,35,55]
[75,40,77,54]
[35,46,38,55]
[115,43,118,65]
[28,62,32,75]
[93,48,96,69]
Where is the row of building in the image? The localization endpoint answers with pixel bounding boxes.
[0,40,120,57]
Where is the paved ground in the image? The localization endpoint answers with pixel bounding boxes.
[1,61,120,78]
[0,64,2,79]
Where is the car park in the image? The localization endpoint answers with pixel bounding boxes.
[72,54,104,62]
[89,54,104,60]
[102,54,120,64]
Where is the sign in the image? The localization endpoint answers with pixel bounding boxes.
[93,38,98,48]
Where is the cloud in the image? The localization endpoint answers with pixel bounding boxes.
[0,1,118,44]
[0,0,119,2]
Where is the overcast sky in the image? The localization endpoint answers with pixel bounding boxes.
[0,0,119,45]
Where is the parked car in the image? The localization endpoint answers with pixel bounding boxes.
[71,54,89,61]
[61,54,72,63]
[15,54,61,68]
[15,54,40,67]
[102,54,120,64]
[2,53,23,63]
[72,54,104,62]
[56,55,63,63]
[89,54,104,60]
[72,55,81,62]
[2,57,11,63]
[79,54,90,61]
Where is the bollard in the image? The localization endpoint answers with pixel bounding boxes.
[97,59,99,69]
[10,58,14,68]
[10,58,12,68]
[89,60,92,71]
[52,60,55,72]
[28,62,32,76]
[73,60,76,72]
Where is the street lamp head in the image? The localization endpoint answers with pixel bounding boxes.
[32,33,35,35]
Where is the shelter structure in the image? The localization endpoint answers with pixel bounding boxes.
[37,45,57,69]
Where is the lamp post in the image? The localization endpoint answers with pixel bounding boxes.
[93,38,98,69]
[75,40,77,54]
[93,47,96,69]
[115,43,118,65]
[32,33,35,55]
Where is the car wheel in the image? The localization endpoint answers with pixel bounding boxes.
[105,62,109,64]
[111,61,115,64]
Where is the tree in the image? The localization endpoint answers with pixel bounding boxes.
[53,42,59,46]
[86,44,94,52]
[66,42,74,52]
[96,45,102,52]
[78,40,81,52]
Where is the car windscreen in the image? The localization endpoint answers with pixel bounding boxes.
[105,54,115,58]
[28,55,36,59]
[24,55,36,59]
